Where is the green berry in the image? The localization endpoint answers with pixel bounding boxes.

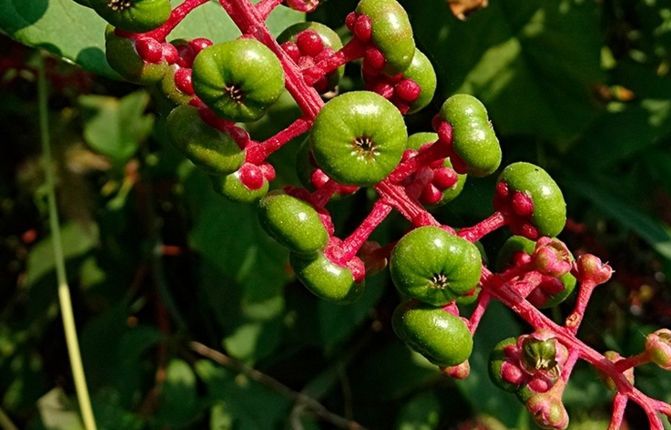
[497,163,566,237]
[402,50,437,114]
[258,192,328,255]
[392,300,473,366]
[439,94,502,177]
[166,105,245,175]
[311,91,407,186]
[278,22,344,92]
[192,39,285,122]
[91,0,171,33]
[160,67,192,106]
[210,172,269,203]
[495,236,576,308]
[290,252,364,303]
[105,27,167,84]
[356,0,415,74]
[406,132,467,205]
[390,226,482,306]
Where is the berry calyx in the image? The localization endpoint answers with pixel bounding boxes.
[90,0,171,33]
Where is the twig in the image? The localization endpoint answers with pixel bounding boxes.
[37,53,97,430]
[0,407,18,430]
[188,341,367,429]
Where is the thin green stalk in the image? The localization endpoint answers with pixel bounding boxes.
[37,54,97,430]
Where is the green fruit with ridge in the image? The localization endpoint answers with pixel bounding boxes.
[105,26,167,84]
[356,0,415,74]
[258,192,328,255]
[161,66,192,105]
[392,300,473,366]
[311,91,407,186]
[406,132,467,204]
[402,50,437,114]
[277,22,344,92]
[166,105,245,175]
[495,235,576,308]
[497,163,566,237]
[210,172,269,203]
[290,253,364,303]
[91,0,171,33]
[438,94,501,177]
[192,39,285,122]
[390,226,482,306]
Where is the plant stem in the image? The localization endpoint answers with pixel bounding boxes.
[37,55,97,430]
[0,406,18,430]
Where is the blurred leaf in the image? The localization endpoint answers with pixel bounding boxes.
[0,0,303,79]
[195,360,291,429]
[404,0,603,144]
[37,388,84,430]
[155,359,200,428]
[563,176,671,260]
[222,320,282,363]
[26,221,98,287]
[394,391,441,430]
[92,389,144,430]
[79,91,153,163]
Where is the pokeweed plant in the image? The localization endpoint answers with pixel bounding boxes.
[26,0,671,428]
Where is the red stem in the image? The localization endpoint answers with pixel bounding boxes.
[256,0,283,18]
[310,180,338,208]
[608,393,628,430]
[387,134,451,184]
[564,280,598,334]
[481,268,671,428]
[246,117,311,163]
[614,352,650,372]
[375,181,444,229]
[336,200,392,263]
[142,0,210,41]
[303,40,366,85]
[457,211,507,242]
[468,292,490,334]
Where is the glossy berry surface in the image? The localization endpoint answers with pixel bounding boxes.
[166,105,245,174]
[496,162,566,238]
[192,39,285,122]
[439,94,502,177]
[398,50,436,114]
[290,252,364,303]
[105,27,167,84]
[355,0,415,74]
[310,91,407,186]
[258,192,328,254]
[210,171,269,203]
[90,0,171,33]
[392,300,473,366]
[390,226,482,306]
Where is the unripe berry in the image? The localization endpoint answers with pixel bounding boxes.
[526,393,569,430]
[573,254,613,285]
[646,329,671,370]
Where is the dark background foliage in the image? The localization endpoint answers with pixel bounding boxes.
[0,0,670,428]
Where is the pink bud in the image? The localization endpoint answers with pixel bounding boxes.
[432,166,458,190]
[296,30,324,57]
[174,68,194,95]
[395,79,421,103]
[345,12,357,31]
[162,42,179,64]
[363,48,385,71]
[511,191,534,217]
[420,183,443,205]
[281,41,301,62]
[135,37,163,63]
[354,15,372,42]
[500,361,526,385]
[533,238,572,277]
[239,163,265,190]
[574,254,613,285]
[527,394,569,430]
[442,360,470,379]
[646,329,671,370]
[189,37,213,54]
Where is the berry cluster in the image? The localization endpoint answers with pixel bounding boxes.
[76,0,671,427]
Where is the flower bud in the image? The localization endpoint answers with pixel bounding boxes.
[441,360,470,379]
[526,393,569,430]
[573,254,613,284]
[646,329,671,370]
[533,238,571,277]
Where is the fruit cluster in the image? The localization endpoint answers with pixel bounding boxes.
[75,0,671,427]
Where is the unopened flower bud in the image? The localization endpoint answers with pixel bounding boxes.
[573,254,613,284]
[441,360,470,379]
[527,393,569,430]
[533,238,571,277]
[646,329,671,370]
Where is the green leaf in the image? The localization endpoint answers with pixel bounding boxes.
[222,319,282,362]
[404,0,604,144]
[0,0,303,79]
[394,391,442,430]
[26,221,98,287]
[563,176,671,260]
[195,360,291,430]
[79,90,153,162]
[155,359,200,428]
